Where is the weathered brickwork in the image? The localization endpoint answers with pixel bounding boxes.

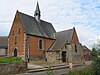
[83,46,91,61]
[8,11,55,60]
[28,35,55,58]
[71,28,79,44]
[8,11,25,57]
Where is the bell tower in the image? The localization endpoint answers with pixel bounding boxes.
[34,1,41,22]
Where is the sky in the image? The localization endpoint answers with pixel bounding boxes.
[0,0,100,49]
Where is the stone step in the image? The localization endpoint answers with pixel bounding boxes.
[27,64,85,73]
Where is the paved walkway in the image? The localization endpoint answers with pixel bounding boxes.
[27,61,87,73]
[13,61,92,75]
[13,62,86,75]
[28,62,69,70]
[28,63,43,69]
[27,61,92,72]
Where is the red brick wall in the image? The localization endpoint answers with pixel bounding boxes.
[83,49,91,61]
[71,28,79,44]
[8,11,55,58]
[8,11,25,57]
[28,35,55,57]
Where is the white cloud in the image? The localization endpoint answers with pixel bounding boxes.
[0,0,100,49]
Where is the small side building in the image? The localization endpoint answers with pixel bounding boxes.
[46,27,84,64]
[83,46,91,61]
[0,36,8,57]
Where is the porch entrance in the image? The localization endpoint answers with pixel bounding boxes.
[62,51,66,62]
[14,48,17,57]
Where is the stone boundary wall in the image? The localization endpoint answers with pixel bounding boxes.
[46,52,61,63]
[0,62,27,75]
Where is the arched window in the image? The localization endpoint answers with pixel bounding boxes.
[39,39,43,50]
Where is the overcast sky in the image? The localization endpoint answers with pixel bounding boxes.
[0,0,100,48]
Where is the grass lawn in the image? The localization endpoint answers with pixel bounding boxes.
[0,57,24,63]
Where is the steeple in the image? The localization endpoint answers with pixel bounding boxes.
[34,1,41,22]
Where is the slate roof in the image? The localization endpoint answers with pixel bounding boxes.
[48,29,73,51]
[83,46,91,52]
[19,12,56,39]
[0,36,8,49]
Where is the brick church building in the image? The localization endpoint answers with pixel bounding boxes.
[8,2,84,64]
[8,2,56,61]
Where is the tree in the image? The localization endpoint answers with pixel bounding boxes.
[91,47,98,60]
[91,41,100,75]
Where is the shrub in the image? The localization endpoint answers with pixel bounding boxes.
[91,57,100,75]
[66,66,94,75]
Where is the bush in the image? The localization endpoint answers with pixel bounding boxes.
[66,66,94,75]
[92,60,100,75]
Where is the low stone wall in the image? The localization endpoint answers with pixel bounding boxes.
[0,62,27,75]
[46,52,61,63]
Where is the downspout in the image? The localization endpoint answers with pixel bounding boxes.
[28,36,30,62]
[24,33,26,60]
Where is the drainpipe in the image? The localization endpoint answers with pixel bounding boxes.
[27,36,30,63]
[24,33,26,61]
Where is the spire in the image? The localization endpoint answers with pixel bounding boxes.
[34,1,41,22]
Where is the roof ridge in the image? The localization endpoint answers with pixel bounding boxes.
[18,10,56,39]
[18,11,52,25]
[56,29,73,33]
[18,11,34,18]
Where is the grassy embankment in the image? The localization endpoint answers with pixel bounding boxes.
[0,57,24,63]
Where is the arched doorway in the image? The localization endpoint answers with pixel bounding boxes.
[14,48,17,57]
[62,51,66,62]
